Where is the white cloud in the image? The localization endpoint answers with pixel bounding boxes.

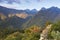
[0,3,20,9]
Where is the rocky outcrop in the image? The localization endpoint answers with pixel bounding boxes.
[39,24,52,40]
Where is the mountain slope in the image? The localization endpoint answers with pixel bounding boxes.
[22,7,60,28]
[0,15,30,30]
[0,6,24,15]
[0,6,38,16]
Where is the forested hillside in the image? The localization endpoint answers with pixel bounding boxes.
[0,6,60,40]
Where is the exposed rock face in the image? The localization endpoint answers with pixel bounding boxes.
[0,13,7,20]
[8,12,29,19]
[39,24,52,40]
[8,14,15,17]
[16,13,28,19]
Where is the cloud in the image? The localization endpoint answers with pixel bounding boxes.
[37,0,41,2]
[0,0,41,4]
[25,0,31,3]
[0,0,21,4]
[0,0,4,2]
[8,0,21,4]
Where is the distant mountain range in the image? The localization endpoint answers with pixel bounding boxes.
[0,6,60,29]
[0,6,38,20]
[0,6,37,29]
[22,7,60,28]
[0,6,38,16]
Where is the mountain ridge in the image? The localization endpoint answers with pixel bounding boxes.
[0,6,38,15]
[22,7,60,28]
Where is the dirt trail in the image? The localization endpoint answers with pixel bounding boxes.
[39,24,52,40]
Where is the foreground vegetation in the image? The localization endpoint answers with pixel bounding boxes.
[0,21,60,40]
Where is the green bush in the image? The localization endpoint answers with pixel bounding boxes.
[51,31,60,40]
[4,32,23,40]
[48,21,60,40]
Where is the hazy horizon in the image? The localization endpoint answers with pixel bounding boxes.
[0,0,60,10]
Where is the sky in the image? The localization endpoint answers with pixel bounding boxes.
[0,0,60,10]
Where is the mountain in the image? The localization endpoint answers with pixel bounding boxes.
[0,6,24,15]
[0,6,38,16]
[0,6,37,29]
[0,15,31,30]
[0,10,31,29]
[1,6,60,29]
[0,6,38,20]
[22,7,60,28]
[25,9,37,15]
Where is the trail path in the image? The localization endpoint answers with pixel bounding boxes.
[39,24,52,40]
